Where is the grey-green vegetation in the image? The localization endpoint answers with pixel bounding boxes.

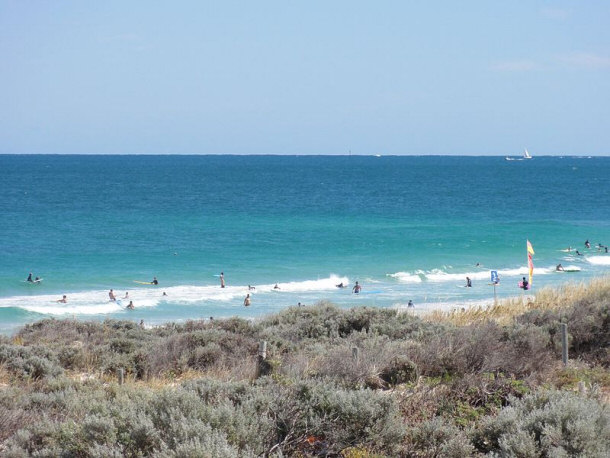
[0,284,609,457]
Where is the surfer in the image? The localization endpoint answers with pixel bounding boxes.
[575,250,583,256]
[336,282,346,288]
[152,277,158,285]
[585,240,591,248]
[274,284,280,290]
[109,289,116,301]
[162,291,167,296]
[556,264,565,272]
[56,295,67,303]
[126,301,134,310]
[520,277,529,290]
[465,277,472,287]
[352,281,361,294]
[248,285,256,291]
[34,277,40,282]
[220,272,225,288]
[408,300,414,308]
[244,294,251,307]
[26,273,33,282]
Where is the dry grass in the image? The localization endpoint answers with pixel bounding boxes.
[425,276,610,326]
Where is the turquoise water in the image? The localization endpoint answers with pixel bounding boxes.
[1,155,609,333]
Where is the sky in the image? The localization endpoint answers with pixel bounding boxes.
[0,1,609,155]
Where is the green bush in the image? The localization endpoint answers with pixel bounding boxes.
[473,389,610,456]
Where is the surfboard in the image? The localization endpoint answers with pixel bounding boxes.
[24,278,43,283]
[133,281,153,285]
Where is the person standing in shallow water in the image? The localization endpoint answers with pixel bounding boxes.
[352,281,361,294]
[243,294,251,307]
[220,272,225,288]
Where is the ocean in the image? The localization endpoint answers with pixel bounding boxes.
[1,155,609,333]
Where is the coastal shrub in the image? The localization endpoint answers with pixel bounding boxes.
[380,355,419,387]
[405,417,476,457]
[278,379,405,456]
[146,328,258,376]
[472,389,610,456]
[408,322,503,377]
[0,344,63,380]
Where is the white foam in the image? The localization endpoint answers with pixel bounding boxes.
[253,275,350,293]
[587,256,610,265]
[387,266,555,284]
[387,272,422,283]
[0,275,351,315]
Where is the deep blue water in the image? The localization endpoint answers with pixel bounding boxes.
[1,155,608,333]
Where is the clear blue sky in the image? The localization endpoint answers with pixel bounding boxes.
[1,1,608,155]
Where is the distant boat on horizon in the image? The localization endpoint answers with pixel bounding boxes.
[505,148,532,161]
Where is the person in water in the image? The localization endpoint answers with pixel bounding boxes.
[274,284,280,290]
[56,295,67,303]
[248,285,256,291]
[466,277,472,287]
[520,277,529,290]
[152,277,158,285]
[407,300,414,308]
[352,281,361,294]
[162,291,168,296]
[123,292,129,299]
[126,301,134,310]
[585,240,591,249]
[556,264,565,271]
[336,282,345,288]
[220,272,225,288]
[575,250,583,256]
[244,294,251,307]
[109,289,116,301]
[26,273,33,282]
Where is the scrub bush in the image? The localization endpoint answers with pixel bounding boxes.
[472,390,610,456]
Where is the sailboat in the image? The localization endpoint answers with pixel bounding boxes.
[505,148,532,161]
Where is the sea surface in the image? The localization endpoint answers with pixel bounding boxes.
[1,155,609,333]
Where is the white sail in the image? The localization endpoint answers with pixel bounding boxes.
[523,148,532,159]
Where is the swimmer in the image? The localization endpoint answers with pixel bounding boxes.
[575,250,583,256]
[556,264,565,272]
[56,295,67,303]
[520,277,529,290]
[352,281,361,294]
[244,294,251,307]
[407,300,414,308]
[123,292,129,299]
[465,277,472,287]
[162,291,167,296]
[126,301,134,310]
[585,240,591,249]
[109,289,116,301]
